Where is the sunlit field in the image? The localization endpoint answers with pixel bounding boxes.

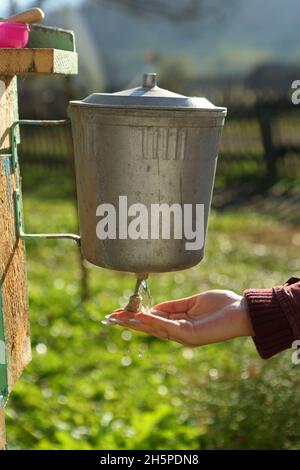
[5,169,300,450]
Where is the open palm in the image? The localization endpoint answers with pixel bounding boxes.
[108,290,254,347]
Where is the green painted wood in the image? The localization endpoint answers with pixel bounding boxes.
[28,24,76,52]
[0,284,8,407]
[12,77,20,145]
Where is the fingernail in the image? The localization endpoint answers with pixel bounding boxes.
[102,318,125,326]
[101,319,116,326]
[105,314,112,319]
[129,318,140,324]
[110,317,125,325]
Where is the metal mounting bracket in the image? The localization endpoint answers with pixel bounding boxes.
[11,120,81,246]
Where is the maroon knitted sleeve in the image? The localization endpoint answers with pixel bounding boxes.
[243,278,300,359]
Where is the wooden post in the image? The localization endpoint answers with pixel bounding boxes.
[0,75,30,451]
[0,38,77,449]
[257,104,277,183]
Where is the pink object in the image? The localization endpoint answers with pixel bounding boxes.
[0,22,30,48]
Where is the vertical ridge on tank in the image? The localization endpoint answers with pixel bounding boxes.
[141,127,187,161]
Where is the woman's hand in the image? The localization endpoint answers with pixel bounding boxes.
[107,290,254,347]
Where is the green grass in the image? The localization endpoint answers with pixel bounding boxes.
[5,169,300,450]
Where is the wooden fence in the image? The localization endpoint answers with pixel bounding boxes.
[18,99,300,185]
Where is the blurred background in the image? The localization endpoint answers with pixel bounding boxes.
[1,0,300,450]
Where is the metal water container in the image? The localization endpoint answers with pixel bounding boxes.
[68,73,226,273]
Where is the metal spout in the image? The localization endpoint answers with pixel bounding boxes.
[125,294,143,313]
[143,73,157,88]
[125,272,149,312]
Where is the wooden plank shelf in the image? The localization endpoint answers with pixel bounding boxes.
[0,48,78,76]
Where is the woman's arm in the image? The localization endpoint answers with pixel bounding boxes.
[108,278,300,359]
[108,289,253,346]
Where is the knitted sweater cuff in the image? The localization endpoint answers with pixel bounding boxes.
[243,288,294,359]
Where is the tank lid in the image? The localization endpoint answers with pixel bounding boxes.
[70,73,227,113]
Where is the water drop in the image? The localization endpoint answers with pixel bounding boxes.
[121,356,132,367]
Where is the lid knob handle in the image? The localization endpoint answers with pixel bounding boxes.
[143,73,157,88]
